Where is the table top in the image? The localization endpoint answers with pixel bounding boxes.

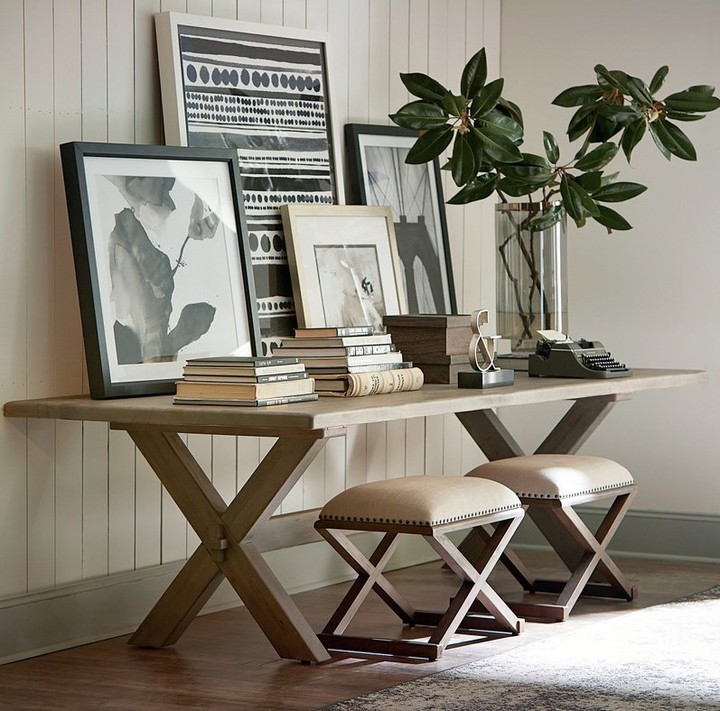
[2,369,705,434]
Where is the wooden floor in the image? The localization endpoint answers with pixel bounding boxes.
[0,550,717,710]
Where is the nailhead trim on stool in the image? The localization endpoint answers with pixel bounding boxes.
[314,475,526,660]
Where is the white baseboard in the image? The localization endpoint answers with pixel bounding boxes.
[0,534,436,665]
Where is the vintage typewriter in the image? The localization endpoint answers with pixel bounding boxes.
[528,330,631,379]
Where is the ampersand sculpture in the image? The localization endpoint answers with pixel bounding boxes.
[468,309,500,372]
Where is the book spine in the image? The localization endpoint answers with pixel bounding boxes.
[345,367,424,397]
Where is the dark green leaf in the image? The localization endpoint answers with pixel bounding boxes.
[649,66,669,94]
[574,142,618,171]
[528,205,564,231]
[595,65,629,92]
[666,110,705,122]
[652,118,697,160]
[447,173,497,204]
[592,181,647,202]
[405,125,453,164]
[560,174,599,226]
[567,104,598,142]
[461,48,487,99]
[400,72,448,103]
[470,78,504,118]
[574,171,603,193]
[479,109,523,142]
[474,124,524,163]
[625,75,653,105]
[496,97,524,127]
[552,84,604,107]
[597,103,642,122]
[648,122,672,160]
[450,132,477,186]
[500,163,553,180]
[621,120,646,161]
[588,114,624,143]
[517,152,551,168]
[389,101,449,130]
[496,176,546,197]
[664,90,720,113]
[543,131,559,163]
[593,204,633,231]
[441,92,468,117]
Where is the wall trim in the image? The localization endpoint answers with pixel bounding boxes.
[2,510,717,664]
[0,534,436,665]
[511,508,720,562]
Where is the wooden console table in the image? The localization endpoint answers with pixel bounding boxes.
[3,368,704,662]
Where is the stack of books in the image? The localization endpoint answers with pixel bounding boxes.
[383,314,473,384]
[272,325,424,397]
[173,356,318,407]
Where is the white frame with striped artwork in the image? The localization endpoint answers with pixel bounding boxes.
[155,12,344,356]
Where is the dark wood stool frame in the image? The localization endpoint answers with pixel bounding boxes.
[464,484,638,621]
[315,508,526,660]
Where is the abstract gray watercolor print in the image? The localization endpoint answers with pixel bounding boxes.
[103,174,219,365]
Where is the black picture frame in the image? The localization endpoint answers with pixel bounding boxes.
[345,123,457,315]
[155,12,343,356]
[60,141,260,399]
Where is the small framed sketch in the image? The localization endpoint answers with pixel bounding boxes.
[345,123,457,314]
[155,12,343,355]
[60,142,260,398]
[280,205,407,333]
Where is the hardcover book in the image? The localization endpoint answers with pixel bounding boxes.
[293,325,374,338]
[173,393,319,407]
[175,377,314,401]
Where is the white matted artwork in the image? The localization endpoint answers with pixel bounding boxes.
[60,142,259,398]
[280,205,407,332]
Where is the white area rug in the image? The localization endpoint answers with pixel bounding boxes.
[321,586,720,710]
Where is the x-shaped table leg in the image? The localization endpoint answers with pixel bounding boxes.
[124,426,338,662]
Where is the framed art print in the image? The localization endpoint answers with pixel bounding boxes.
[155,12,343,355]
[345,123,457,315]
[280,205,407,333]
[60,142,260,399]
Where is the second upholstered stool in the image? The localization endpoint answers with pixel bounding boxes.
[465,454,638,621]
[313,475,525,660]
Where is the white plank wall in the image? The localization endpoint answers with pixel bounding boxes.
[0,0,499,643]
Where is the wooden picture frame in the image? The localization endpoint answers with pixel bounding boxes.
[155,11,344,355]
[280,205,407,333]
[345,123,457,314]
[60,141,260,399]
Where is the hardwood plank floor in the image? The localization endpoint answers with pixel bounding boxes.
[0,551,717,710]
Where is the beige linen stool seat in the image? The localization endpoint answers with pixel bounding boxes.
[314,475,526,660]
[465,454,638,622]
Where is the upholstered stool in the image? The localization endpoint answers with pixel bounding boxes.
[465,454,638,622]
[314,475,526,660]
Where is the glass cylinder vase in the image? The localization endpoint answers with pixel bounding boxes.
[495,202,568,352]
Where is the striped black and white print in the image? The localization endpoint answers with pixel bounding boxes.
[177,23,339,355]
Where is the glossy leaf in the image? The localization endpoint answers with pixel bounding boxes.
[474,124,524,163]
[567,105,597,142]
[517,152,552,168]
[552,84,604,107]
[595,64,628,92]
[592,181,647,202]
[405,125,453,164]
[649,65,669,94]
[497,97,524,127]
[447,173,497,204]
[593,204,633,231]
[442,92,468,117]
[528,204,564,231]
[664,90,720,113]
[461,48,488,100]
[470,78,504,118]
[389,101,449,130]
[543,131,560,163]
[648,122,672,160]
[575,171,603,193]
[560,174,599,226]
[621,120,647,161]
[625,75,653,105]
[574,142,618,171]
[666,111,705,122]
[479,109,523,142]
[400,72,448,103]
[652,118,697,160]
[450,132,477,186]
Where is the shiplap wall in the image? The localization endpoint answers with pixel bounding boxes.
[0,0,499,609]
